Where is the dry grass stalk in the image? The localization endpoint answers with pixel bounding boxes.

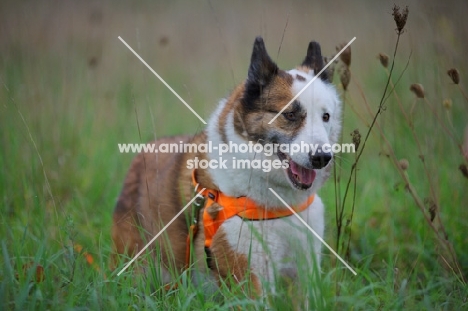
[338,4,467,284]
[340,67,351,91]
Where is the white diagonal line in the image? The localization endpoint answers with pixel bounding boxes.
[117,188,206,276]
[268,37,356,124]
[268,188,357,275]
[118,36,207,125]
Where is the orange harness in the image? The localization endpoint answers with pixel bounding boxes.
[185,170,315,267]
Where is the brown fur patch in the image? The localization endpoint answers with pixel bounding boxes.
[231,71,306,142]
[111,133,216,272]
[111,151,145,267]
[210,229,262,296]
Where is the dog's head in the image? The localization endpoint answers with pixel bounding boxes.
[234,37,342,191]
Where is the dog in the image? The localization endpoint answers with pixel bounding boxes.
[112,37,342,296]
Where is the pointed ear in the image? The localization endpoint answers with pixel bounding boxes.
[302,41,330,82]
[247,37,278,87]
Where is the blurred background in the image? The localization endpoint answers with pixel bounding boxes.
[1,0,467,307]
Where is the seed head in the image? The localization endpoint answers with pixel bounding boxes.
[378,53,389,68]
[340,66,351,91]
[350,129,361,151]
[447,68,460,84]
[392,5,409,34]
[424,198,437,222]
[410,83,425,98]
[398,159,409,171]
[336,43,351,67]
[442,99,452,110]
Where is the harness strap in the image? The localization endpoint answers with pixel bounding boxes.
[188,169,315,251]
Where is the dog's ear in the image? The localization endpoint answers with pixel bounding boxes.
[243,37,278,108]
[246,37,278,89]
[302,41,329,82]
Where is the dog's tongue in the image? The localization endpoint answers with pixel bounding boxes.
[290,161,316,185]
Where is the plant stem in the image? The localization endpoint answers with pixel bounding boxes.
[337,33,401,250]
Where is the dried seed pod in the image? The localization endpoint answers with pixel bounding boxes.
[424,198,437,222]
[447,68,460,84]
[350,129,361,151]
[410,83,425,98]
[340,66,351,91]
[392,5,409,34]
[336,43,351,67]
[378,53,389,68]
[398,159,409,171]
[429,204,437,222]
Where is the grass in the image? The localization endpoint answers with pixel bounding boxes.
[1,0,468,309]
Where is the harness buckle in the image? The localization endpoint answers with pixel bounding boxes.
[192,195,205,224]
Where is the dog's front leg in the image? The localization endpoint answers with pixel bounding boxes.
[208,214,265,297]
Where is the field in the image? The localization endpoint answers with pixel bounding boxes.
[1,0,467,309]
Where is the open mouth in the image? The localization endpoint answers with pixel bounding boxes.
[277,151,316,190]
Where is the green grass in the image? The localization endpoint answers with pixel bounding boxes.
[1,0,468,309]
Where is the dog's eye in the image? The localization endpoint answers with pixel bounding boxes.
[322,113,330,122]
[283,111,297,121]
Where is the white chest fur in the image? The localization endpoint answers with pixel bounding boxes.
[218,196,324,286]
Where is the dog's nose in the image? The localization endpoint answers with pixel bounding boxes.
[310,151,332,169]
